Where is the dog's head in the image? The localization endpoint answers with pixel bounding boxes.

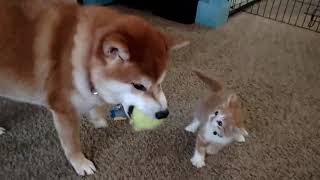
[89,16,188,119]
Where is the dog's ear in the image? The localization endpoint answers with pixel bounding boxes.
[102,33,130,62]
[165,34,190,51]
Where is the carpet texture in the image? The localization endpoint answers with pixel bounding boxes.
[1,6,320,180]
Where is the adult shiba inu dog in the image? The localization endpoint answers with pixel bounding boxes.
[0,0,188,175]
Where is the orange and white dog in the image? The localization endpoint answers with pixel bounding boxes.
[185,71,248,168]
[0,0,188,176]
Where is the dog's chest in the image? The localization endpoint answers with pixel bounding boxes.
[71,92,103,113]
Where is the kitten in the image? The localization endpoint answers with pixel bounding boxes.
[185,70,248,168]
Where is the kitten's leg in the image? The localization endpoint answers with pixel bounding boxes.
[185,118,200,133]
[191,135,206,168]
[0,127,5,135]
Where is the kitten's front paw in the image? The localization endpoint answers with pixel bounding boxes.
[185,120,200,133]
[185,125,196,133]
[0,127,5,135]
[191,155,205,168]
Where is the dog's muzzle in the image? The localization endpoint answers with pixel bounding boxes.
[155,109,169,119]
[128,105,134,118]
[127,105,169,119]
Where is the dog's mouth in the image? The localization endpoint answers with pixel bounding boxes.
[125,105,169,120]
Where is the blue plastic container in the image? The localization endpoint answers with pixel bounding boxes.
[195,0,231,29]
[83,0,113,5]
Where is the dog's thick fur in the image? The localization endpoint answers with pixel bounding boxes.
[0,0,188,175]
[185,71,248,168]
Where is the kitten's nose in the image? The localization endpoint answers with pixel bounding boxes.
[155,109,169,119]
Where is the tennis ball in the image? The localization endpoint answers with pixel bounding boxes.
[131,108,164,131]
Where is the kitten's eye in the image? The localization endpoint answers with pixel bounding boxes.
[132,83,147,91]
[215,111,219,116]
[213,131,217,135]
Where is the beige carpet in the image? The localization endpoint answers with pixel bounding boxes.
[1,6,320,180]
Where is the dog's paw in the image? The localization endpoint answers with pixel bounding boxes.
[70,156,96,176]
[91,118,108,129]
[0,127,5,135]
[191,156,205,168]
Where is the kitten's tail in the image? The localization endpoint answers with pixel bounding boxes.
[193,69,223,93]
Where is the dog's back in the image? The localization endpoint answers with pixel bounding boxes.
[0,1,35,79]
[0,0,79,104]
[0,1,41,102]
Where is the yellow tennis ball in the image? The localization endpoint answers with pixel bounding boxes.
[131,108,164,131]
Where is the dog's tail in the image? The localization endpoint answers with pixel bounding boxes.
[193,69,223,93]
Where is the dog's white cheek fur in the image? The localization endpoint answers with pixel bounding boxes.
[95,80,162,119]
[95,80,131,104]
[158,88,168,110]
[157,73,168,110]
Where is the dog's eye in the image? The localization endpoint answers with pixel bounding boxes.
[213,131,218,135]
[215,111,219,116]
[217,121,223,126]
[132,83,147,91]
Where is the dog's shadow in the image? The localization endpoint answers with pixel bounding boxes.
[86,119,196,175]
[0,97,50,132]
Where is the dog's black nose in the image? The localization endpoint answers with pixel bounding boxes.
[155,109,169,119]
[128,105,134,117]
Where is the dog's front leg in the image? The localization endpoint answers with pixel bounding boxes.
[51,111,96,176]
